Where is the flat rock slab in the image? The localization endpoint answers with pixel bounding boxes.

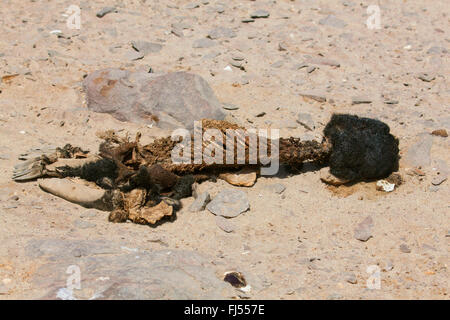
[83,69,225,129]
[206,189,250,218]
[26,239,232,299]
[354,216,374,242]
[404,133,433,167]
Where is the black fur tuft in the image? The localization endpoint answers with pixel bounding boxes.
[323,114,399,181]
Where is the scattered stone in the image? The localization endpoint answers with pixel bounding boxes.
[131,41,163,54]
[386,173,403,186]
[207,27,236,39]
[193,38,216,48]
[185,2,199,9]
[343,272,357,284]
[9,195,19,201]
[271,61,284,68]
[241,18,255,23]
[224,271,246,288]
[0,284,9,295]
[80,210,97,218]
[376,180,395,192]
[319,15,347,28]
[351,96,372,104]
[404,133,433,167]
[431,175,447,186]
[431,129,448,137]
[297,113,315,131]
[83,69,225,130]
[255,112,266,117]
[418,72,435,82]
[96,7,116,18]
[294,63,309,70]
[0,154,10,160]
[73,219,97,229]
[222,103,239,111]
[250,10,270,19]
[306,57,340,67]
[215,216,236,233]
[306,66,316,73]
[320,168,349,186]
[384,261,394,271]
[278,42,288,51]
[263,183,286,194]
[189,191,211,212]
[206,189,250,218]
[384,99,399,105]
[427,46,448,55]
[231,54,245,61]
[219,168,257,187]
[399,244,411,253]
[171,28,184,38]
[125,50,144,61]
[354,216,374,242]
[230,60,245,70]
[299,91,326,103]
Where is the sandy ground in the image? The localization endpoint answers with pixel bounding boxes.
[0,0,448,299]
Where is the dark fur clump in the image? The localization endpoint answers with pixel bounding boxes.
[323,114,399,181]
[60,158,118,182]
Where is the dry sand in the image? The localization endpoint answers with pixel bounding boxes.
[0,0,448,299]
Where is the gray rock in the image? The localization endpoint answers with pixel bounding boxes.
[215,216,236,233]
[206,189,249,218]
[73,220,96,229]
[343,272,357,284]
[83,69,225,130]
[171,28,184,37]
[230,60,245,70]
[131,41,163,54]
[404,133,433,167]
[189,192,211,212]
[354,216,374,242]
[193,38,216,48]
[319,15,347,28]
[418,72,435,82]
[250,10,270,18]
[185,2,199,9]
[80,210,97,218]
[306,57,340,67]
[297,113,315,131]
[96,7,116,18]
[299,91,327,103]
[399,243,411,253]
[351,96,372,104]
[25,239,232,299]
[222,103,239,110]
[427,46,448,54]
[0,284,9,295]
[207,27,236,39]
[0,154,10,160]
[264,183,286,194]
[271,61,284,68]
[431,175,447,186]
[306,66,316,73]
[125,50,144,61]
